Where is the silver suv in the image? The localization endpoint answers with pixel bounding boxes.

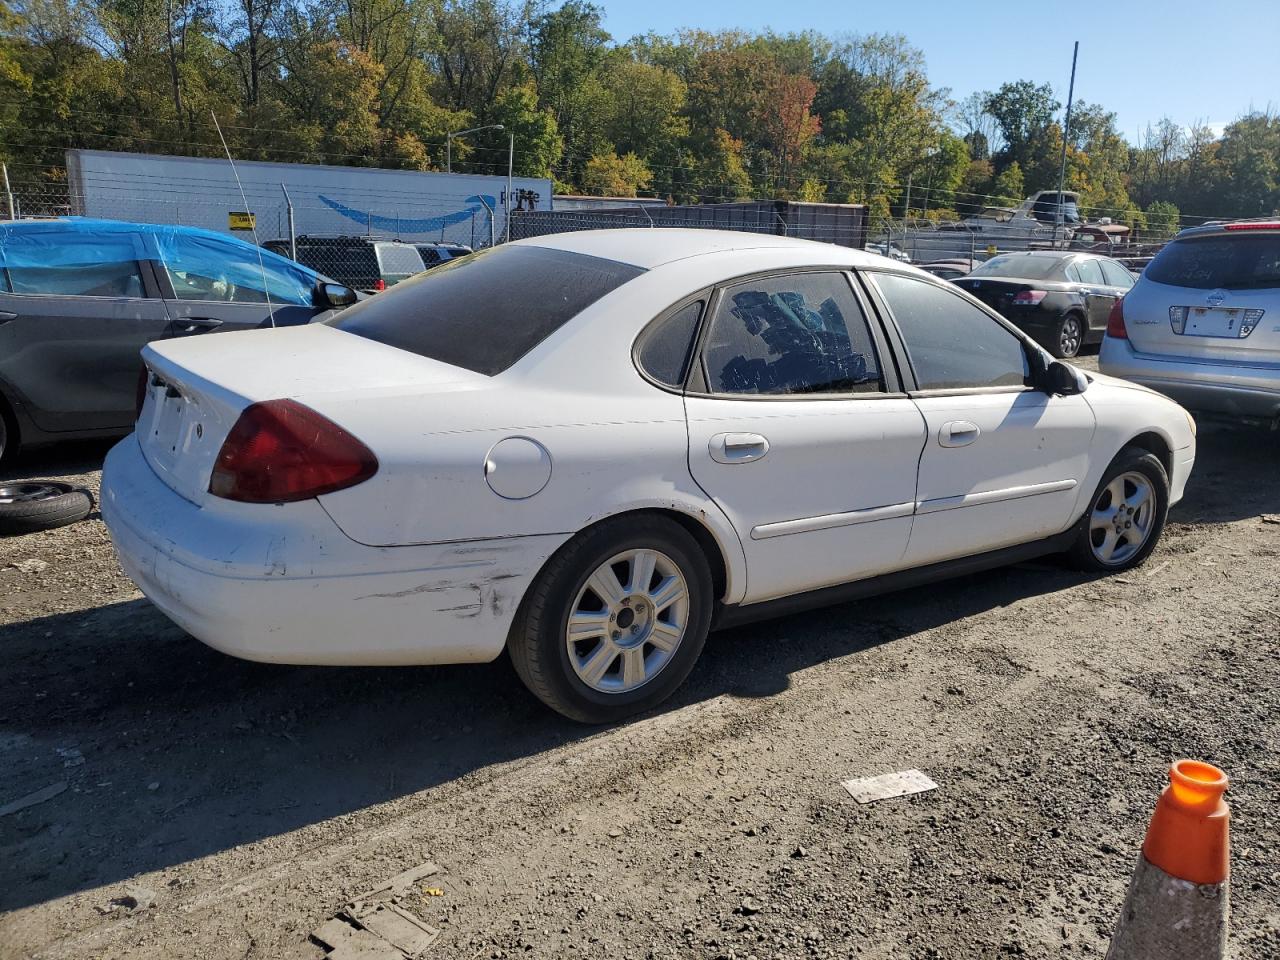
[1100,221,1280,425]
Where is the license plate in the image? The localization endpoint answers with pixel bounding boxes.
[1185,307,1243,338]
[149,383,188,458]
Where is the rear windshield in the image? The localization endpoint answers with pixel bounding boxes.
[1146,232,1280,290]
[327,245,645,375]
[375,243,425,277]
[968,255,1068,280]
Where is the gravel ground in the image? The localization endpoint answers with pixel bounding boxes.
[2,355,1279,960]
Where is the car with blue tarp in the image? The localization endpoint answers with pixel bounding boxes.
[0,217,356,461]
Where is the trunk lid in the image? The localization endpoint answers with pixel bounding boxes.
[953,277,1067,315]
[137,324,484,505]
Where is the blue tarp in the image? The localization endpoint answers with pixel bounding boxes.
[0,218,319,306]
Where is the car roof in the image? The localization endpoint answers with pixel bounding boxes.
[1173,220,1280,239]
[3,216,259,248]
[0,217,323,280]
[517,228,883,270]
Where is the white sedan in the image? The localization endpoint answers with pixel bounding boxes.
[102,230,1197,723]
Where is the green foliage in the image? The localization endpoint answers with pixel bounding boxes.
[580,148,649,196]
[0,2,1269,226]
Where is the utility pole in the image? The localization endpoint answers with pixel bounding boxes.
[1055,41,1079,248]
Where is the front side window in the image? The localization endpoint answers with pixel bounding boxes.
[328,245,644,376]
[700,272,882,396]
[159,233,316,306]
[873,272,1029,391]
[1100,259,1135,289]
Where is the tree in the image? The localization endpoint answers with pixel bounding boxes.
[1144,199,1180,240]
[752,70,819,191]
[581,149,650,196]
[1214,111,1280,218]
[983,80,1058,185]
[991,161,1023,207]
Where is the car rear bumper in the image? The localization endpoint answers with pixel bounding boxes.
[1099,337,1280,420]
[101,435,566,666]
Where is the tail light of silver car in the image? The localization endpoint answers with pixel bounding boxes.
[1169,306,1188,334]
[1106,298,1127,339]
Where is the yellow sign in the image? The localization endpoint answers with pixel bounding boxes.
[986,244,997,257]
[228,211,256,230]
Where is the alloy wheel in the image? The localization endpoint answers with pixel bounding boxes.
[1089,471,1156,566]
[0,483,69,504]
[1059,316,1082,357]
[566,548,690,694]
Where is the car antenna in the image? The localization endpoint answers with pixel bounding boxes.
[210,110,276,329]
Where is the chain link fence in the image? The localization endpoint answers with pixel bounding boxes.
[2,166,1179,291]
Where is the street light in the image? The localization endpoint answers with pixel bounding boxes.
[446,124,504,174]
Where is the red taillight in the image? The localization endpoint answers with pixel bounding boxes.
[1013,290,1048,305]
[1223,221,1280,231]
[209,399,378,503]
[1106,297,1128,338]
[373,278,387,291]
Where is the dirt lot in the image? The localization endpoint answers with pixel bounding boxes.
[2,356,1279,960]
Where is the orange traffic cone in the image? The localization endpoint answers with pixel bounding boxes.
[1106,760,1230,959]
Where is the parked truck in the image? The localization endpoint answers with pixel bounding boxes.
[65,149,553,251]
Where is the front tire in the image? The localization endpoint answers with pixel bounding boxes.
[508,515,714,724]
[1067,447,1169,572]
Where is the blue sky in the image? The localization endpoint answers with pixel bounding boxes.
[597,0,1280,139]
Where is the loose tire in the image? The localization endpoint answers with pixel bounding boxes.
[1067,446,1169,572]
[1050,313,1084,359]
[508,515,714,724]
[0,481,94,536]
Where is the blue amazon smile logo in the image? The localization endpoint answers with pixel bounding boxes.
[318,194,497,232]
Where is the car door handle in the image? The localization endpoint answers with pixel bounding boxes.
[175,316,223,333]
[710,432,770,464]
[939,421,980,448]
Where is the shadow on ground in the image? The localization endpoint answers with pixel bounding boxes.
[1,421,1276,912]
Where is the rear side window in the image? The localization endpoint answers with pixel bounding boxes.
[375,244,425,277]
[1100,259,1135,289]
[1075,259,1105,285]
[637,300,703,387]
[700,272,882,395]
[328,245,644,376]
[1146,233,1280,290]
[874,272,1029,390]
[0,230,147,297]
[3,261,144,297]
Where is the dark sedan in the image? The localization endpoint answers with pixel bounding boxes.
[0,218,356,462]
[952,251,1135,358]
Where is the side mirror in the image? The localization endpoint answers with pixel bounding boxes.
[1041,359,1089,396]
[317,282,357,309]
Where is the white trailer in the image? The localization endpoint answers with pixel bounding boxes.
[65,149,552,250]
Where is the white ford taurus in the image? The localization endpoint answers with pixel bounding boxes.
[102,230,1197,722]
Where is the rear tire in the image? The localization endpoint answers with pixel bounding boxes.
[1049,313,1084,359]
[0,481,94,535]
[508,515,714,724]
[1067,447,1169,572]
